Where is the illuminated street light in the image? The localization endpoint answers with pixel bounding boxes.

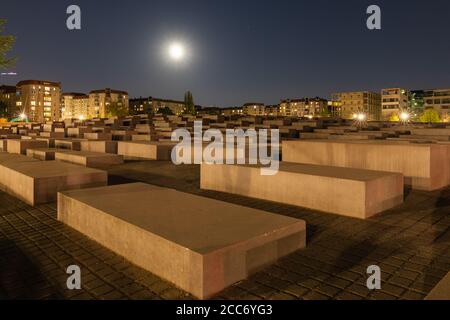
[78,115,84,121]
[400,111,410,121]
[353,112,367,128]
[19,113,26,120]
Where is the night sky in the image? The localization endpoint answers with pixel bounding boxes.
[1,0,450,107]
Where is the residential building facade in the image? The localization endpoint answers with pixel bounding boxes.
[332,91,382,121]
[0,85,18,118]
[221,107,243,116]
[129,97,185,115]
[327,100,343,117]
[89,88,129,118]
[16,80,61,122]
[152,98,185,115]
[279,98,328,117]
[243,103,265,116]
[421,88,450,121]
[61,93,90,119]
[381,88,409,120]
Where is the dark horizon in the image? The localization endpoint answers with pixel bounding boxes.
[1,0,450,107]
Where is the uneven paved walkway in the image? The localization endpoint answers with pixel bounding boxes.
[1,160,450,300]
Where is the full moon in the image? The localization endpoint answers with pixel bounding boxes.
[169,43,185,61]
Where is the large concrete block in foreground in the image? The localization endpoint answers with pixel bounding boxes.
[201,163,403,219]
[283,140,450,191]
[117,141,176,160]
[7,139,48,155]
[57,183,306,299]
[55,150,124,168]
[0,156,107,205]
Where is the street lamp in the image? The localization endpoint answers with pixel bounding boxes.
[400,111,410,121]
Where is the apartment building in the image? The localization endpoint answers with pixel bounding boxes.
[381,88,409,120]
[331,91,382,121]
[16,80,61,122]
[89,88,129,118]
[265,105,280,116]
[152,98,185,115]
[61,93,90,119]
[279,98,327,117]
[129,97,185,115]
[327,100,343,117]
[243,103,265,116]
[129,97,152,115]
[221,106,243,116]
[420,88,450,120]
[0,85,18,118]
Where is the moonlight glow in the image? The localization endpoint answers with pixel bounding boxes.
[168,43,185,61]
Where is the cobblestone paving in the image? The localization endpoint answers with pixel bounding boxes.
[1,160,450,300]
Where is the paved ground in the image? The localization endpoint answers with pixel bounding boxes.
[1,160,450,300]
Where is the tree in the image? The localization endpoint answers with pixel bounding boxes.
[183,91,196,115]
[320,106,331,117]
[106,102,128,117]
[389,113,399,122]
[419,108,441,124]
[0,100,8,118]
[0,19,16,69]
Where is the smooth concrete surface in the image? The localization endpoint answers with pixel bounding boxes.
[80,140,118,154]
[117,141,176,160]
[0,155,107,205]
[201,162,403,219]
[283,140,450,191]
[40,132,65,139]
[411,128,450,136]
[57,183,306,299]
[425,271,450,300]
[55,150,124,168]
[26,148,63,161]
[55,139,85,151]
[0,152,39,164]
[7,139,48,155]
[83,133,113,140]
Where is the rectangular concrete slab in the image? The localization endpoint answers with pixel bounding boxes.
[57,183,306,299]
[117,141,176,160]
[83,132,113,140]
[80,140,118,154]
[55,139,85,151]
[0,157,107,206]
[283,140,450,191]
[55,150,124,168]
[201,163,404,219]
[7,139,48,155]
[26,148,62,161]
